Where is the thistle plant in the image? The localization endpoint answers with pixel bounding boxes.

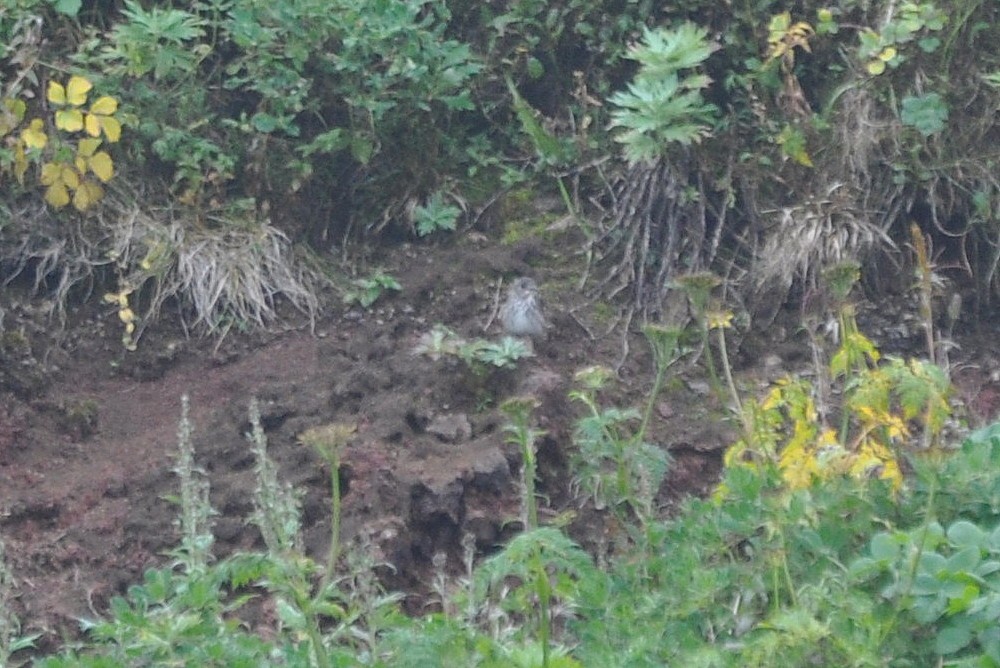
[246,400,344,668]
[247,398,302,556]
[169,394,215,571]
[501,396,545,530]
[474,528,596,668]
[637,324,685,441]
[298,422,356,587]
[570,365,669,528]
[673,271,723,394]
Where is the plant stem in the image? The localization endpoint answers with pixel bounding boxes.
[323,448,342,589]
[715,325,744,425]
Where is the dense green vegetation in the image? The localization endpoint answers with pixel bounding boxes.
[4,322,1000,666]
[1,0,997,334]
[2,0,1000,664]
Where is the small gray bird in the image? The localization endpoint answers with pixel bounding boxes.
[500,277,546,338]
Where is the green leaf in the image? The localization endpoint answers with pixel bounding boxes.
[948,521,987,549]
[936,623,973,655]
[251,112,278,133]
[901,92,949,136]
[506,77,574,166]
[414,192,460,236]
[870,532,900,561]
[526,56,544,79]
[946,546,982,573]
[48,0,81,16]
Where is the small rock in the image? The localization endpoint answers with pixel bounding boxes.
[427,413,472,443]
[686,379,712,397]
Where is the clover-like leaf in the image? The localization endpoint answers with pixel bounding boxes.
[55,108,84,132]
[85,96,122,142]
[48,76,92,107]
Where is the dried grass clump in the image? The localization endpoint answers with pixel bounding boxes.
[752,184,892,295]
[0,183,323,343]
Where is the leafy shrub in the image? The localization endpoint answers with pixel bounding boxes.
[608,23,719,164]
[1,75,121,211]
[74,0,483,233]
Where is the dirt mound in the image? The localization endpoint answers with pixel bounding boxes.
[0,237,727,653]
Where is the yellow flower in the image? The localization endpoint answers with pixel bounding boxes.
[706,309,734,330]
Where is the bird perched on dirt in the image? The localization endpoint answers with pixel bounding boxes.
[500,277,546,339]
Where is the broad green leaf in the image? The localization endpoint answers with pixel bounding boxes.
[870,532,900,561]
[49,0,82,16]
[948,520,987,548]
[946,546,982,573]
[935,623,973,655]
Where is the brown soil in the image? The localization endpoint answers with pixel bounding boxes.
[3,225,999,657]
[0,229,732,655]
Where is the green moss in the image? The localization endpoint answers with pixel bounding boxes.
[0,330,31,355]
[590,301,616,326]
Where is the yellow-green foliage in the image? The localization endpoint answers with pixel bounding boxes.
[103,285,139,351]
[721,326,950,495]
[2,75,122,211]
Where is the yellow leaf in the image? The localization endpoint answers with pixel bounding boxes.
[65,76,92,106]
[85,112,101,137]
[20,119,47,149]
[77,137,101,157]
[47,81,67,105]
[4,98,26,121]
[119,307,135,323]
[879,47,897,62]
[55,109,84,132]
[13,143,27,184]
[61,164,80,189]
[40,162,64,185]
[90,95,117,115]
[0,98,26,136]
[73,180,102,210]
[89,151,114,182]
[45,182,70,208]
[125,322,136,334]
[99,116,122,143]
[867,60,886,75]
[75,156,87,174]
